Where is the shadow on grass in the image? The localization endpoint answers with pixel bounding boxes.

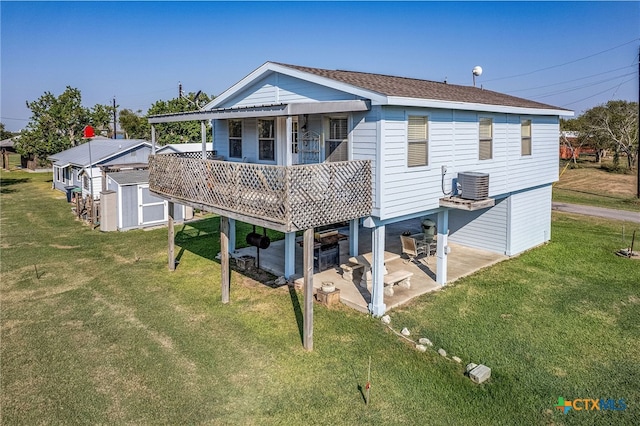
[0,176,31,194]
[174,217,220,264]
[288,284,304,345]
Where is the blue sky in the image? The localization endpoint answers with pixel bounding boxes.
[1,1,639,132]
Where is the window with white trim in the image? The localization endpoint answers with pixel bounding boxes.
[326,117,348,162]
[407,115,428,167]
[479,118,493,160]
[258,119,275,161]
[291,118,299,154]
[83,175,90,190]
[228,120,242,158]
[521,119,532,156]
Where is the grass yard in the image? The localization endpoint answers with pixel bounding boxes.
[554,159,640,212]
[1,169,639,425]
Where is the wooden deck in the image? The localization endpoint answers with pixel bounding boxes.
[148,154,372,232]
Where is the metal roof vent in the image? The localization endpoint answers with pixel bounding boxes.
[457,172,489,200]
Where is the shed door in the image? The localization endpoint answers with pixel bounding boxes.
[138,184,167,225]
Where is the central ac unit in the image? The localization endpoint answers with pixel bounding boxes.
[457,172,489,200]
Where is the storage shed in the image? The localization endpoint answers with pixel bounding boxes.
[104,169,192,231]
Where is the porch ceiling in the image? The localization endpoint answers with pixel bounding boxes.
[148,100,371,124]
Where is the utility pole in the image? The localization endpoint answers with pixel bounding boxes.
[113,97,117,140]
[179,82,183,99]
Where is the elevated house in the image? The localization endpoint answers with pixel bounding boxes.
[146,62,573,349]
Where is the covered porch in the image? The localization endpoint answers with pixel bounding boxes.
[232,218,508,313]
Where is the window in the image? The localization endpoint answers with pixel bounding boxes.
[326,117,348,162]
[291,119,299,154]
[83,175,89,190]
[258,119,275,161]
[228,120,242,158]
[407,115,428,167]
[56,167,61,182]
[521,119,532,156]
[479,118,493,160]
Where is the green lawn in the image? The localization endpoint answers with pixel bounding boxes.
[2,169,639,425]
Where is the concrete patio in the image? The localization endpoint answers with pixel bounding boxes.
[232,218,508,313]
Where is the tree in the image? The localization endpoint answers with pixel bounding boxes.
[90,103,117,137]
[15,87,116,164]
[0,123,13,140]
[580,100,638,170]
[560,117,586,164]
[147,92,213,145]
[119,109,149,140]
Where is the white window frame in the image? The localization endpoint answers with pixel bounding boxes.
[479,117,493,161]
[228,119,242,159]
[521,118,532,156]
[258,119,276,162]
[325,116,348,162]
[407,115,429,167]
[291,118,299,154]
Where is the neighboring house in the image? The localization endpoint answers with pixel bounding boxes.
[49,137,152,196]
[147,61,573,320]
[104,169,192,231]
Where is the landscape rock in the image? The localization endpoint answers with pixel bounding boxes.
[275,276,287,286]
[401,327,410,336]
[418,338,433,346]
[438,348,447,357]
[452,356,462,363]
[416,344,427,352]
[381,315,391,324]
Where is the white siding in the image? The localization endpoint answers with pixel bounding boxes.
[507,185,552,255]
[374,107,560,221]
[448,197,509,254]
[218,73,357,109]
[352,108,380,215]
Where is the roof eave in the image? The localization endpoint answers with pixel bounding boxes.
[203,62,387,110]
[385,96,574,116]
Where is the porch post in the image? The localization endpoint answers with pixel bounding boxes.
[436,209,449,285]
[285,116,293,166]
[349,218,359,257]
[220,216,230,303]
[228,218,236,253]
[201,121,207,159]
[284,232,296,279]
[303,228,314,350]
[368,224,386,316]
[151,125,156,155]
[168,202,175,271]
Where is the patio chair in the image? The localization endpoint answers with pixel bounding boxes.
[400,235,427,263]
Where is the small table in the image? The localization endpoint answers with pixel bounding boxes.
[410,233,436,256]
[348,251,401,289]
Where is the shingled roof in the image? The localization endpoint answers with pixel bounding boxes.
[274,62,569,112]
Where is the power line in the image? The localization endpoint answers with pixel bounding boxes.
[532,71,636,99]
[484,37,640,83]
[560,76,636,108]
[507,65,635,94]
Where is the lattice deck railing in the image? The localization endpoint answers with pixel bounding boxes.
[148,154,372,232]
